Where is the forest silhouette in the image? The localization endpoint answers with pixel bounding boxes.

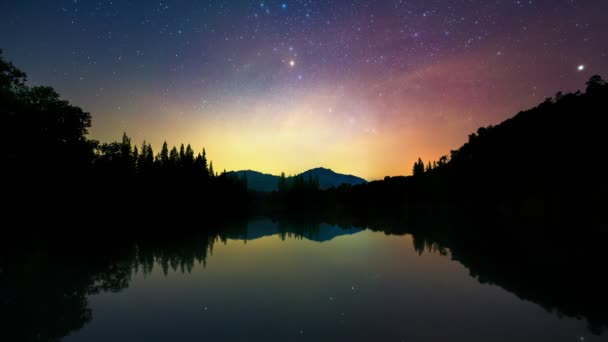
[2,49,608,340]
[3,49,607,229]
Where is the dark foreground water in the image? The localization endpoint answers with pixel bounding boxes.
[3,219,606,341]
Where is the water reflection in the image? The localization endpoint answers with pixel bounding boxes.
[243,219,363,242]
[1,218,606,341]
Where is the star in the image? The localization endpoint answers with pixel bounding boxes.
[3,0,606,183]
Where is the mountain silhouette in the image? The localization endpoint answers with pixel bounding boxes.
[228,170,279,192]
[301,167,367,190]
[229,168,366,192]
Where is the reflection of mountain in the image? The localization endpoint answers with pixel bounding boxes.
[239,219,278,240]
[301,223,363,242]
[228,167,366,192]
[239,219,363,242]
[1,222,366,341]
[4,216,607,341]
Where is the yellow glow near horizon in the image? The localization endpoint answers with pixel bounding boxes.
[87,36,583,180]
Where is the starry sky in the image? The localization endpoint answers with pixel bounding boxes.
[1,1,606,179]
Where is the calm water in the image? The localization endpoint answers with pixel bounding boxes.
[39,219,600,341]
[4,219,606,341]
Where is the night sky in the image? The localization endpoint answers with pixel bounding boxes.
[1,1,606,179]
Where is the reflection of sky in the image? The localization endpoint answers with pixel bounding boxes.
[65,230,598,341]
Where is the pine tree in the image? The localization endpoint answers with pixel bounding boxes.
[185,144,194,166]
[413,157,425,176]
[118,132,134,172]
[146,143,154,166]
[137,140,148,172]
[208,161,214,178]
[169,146,179,167]
[201,148,209,178]
[179,143,185,165]
[159,141,169,166]
[132,145,139,166]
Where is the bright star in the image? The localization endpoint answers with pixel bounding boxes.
[578,64,585,71]
[289,60,295,67]
[281,3,287,9]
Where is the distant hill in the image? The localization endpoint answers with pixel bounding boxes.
[301,167,367,190]
[228,168,366,192]
[228,170,279,192]
[434,74,607,193]
[365,75,608,222]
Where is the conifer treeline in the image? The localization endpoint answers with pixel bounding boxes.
[3,48,607,224]
[95,132,218,179]
[1,50,246,220]
[277,172,320,193]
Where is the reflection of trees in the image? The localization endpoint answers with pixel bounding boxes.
[319,209,608,335]
[394,211,608,335]
[3,215,606,340]
[277,218,322,241]
[135,234,217,275]
[411,234,447,256]
[0,234,218,342]
[0,243,134,342]
[1,221,356,341]
[0,220,266,341]
[445,236,608,335]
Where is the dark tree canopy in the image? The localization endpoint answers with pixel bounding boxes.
[1,51,93,172]
[412,157,425,176]
[2,52,247,221]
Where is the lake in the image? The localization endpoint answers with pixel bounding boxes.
[3,219,606,341]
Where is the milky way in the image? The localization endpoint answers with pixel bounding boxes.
[1,0,606,179]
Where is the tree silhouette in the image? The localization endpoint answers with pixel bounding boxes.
[412,157,425,176]
[159,141,169,166]
[169,146,179,168]
[0,49,26,90]
[278,172,287,193]
[586,75,605,94]
[2,51,95,182]
[2,51,250,223]
[179,143,185,164]
[185,144,194,166]
[208,160,215,178]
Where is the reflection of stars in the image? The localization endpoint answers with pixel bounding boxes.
[578,64,585,71]
[289,60,295,67]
